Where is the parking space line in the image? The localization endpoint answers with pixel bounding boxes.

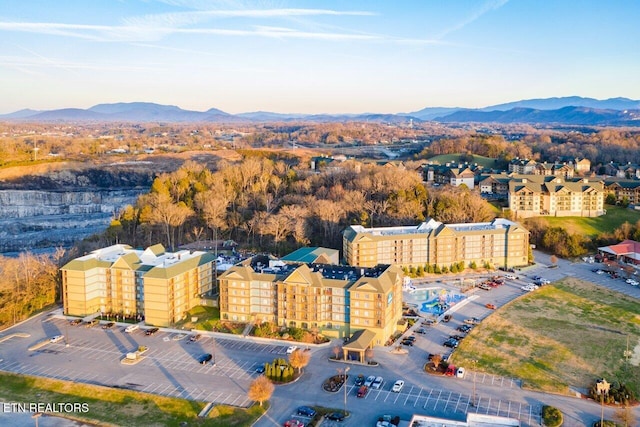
[454,394,463,413]
[423,389,433,409]
[433,390,442,410]
[496,400,501,416]
[414,388,422,407]
[443,391,452,411]
[475,397,482,413]
[403,388,412,405]
[485,396,491,414]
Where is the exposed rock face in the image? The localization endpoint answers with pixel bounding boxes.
[0,189,145,254]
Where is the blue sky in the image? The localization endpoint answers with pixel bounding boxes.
[1,0,639,114]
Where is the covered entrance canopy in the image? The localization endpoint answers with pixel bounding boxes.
[342,329,376,363]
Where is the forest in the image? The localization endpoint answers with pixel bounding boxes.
[102,156,495,254]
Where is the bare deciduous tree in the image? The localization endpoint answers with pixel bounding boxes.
[247,375,274,407]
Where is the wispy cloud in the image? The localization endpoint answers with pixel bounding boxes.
[435,0,509,40]
[0,20,380,42]
[123,8,376,29]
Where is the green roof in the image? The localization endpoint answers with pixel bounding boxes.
[281,247,339,263]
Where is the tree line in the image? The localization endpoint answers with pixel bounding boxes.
[102,156,495,255]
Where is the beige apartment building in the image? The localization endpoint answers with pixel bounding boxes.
[508,175,605,218]
[343,218,529,269]
[61,244,215,326]
[218,257,404,345]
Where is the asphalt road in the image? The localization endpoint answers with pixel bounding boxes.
[0,253,638,427]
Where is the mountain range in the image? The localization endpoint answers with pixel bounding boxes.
[2,97,640,126]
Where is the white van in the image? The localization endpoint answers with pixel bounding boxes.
[456,367,466,378]
[125,324,139,333]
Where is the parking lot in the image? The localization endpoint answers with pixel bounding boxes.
[0,316,296,408]
[342,382,541,425]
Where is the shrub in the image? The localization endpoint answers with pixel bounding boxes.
[542,405,563,427]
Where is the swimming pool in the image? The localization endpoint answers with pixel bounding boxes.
[405,288,466,315]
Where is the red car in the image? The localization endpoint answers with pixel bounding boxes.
[283,420,305,427]
[485,303,497,310]
[357,385,368,398]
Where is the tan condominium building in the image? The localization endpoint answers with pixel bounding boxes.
[343,218,529,269]
[61,244,215,327]
[508,175,604,218]
[218,256,404,345]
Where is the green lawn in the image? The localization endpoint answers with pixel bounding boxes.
[426,153,502,169]
[0,372,264,426]
[527,205,640,237]
[453,278,640,396]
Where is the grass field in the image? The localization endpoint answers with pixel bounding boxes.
[0,372,265,427]
[426,153,502,169]
[525,205,640,237]
[453,278,640,396]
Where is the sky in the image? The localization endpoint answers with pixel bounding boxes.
[1,0,640,115]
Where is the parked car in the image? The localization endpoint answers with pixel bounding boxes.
[198,353,213,365]
[401,339,414,346]
[326,412,345,422]
[391,380,404,393]
[125,324,139,333]
[464,317,480,325]
[457,325,472,333]
[478,284,492,291]
[449,334,465,341]
[505,274,518,280]
[354,374,365,386]
[443,338,458,348]
[69,319,82,326]
[356,385,368,398]
[485,303,497,310]
[364,375,376,387]
[416,327,427,334]
[84,320,98,328]
[283,420,304,427]
[405,335,416,341]
[442,314,452,322]
[296,406,316,417]
[145,327,159,336]
[102,322,115,329]
[50,335,64,343]
[456,367,466,378]
[255,364,266,374]
[371,376,384,389]
[189,334,201,342]
[445,365,456,376]
[286,345,298,354]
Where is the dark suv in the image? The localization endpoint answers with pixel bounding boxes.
[199,353,213,365]
[296,406,316,417]
[443,338,459,348]
[145,327,159,336]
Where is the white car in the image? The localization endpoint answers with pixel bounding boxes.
[391,380,404,392]
[456,367,466,378]
[505,274,517,280]
[286,345,298,354]
[125,324,139,333]
[50,335,64,343]
[364,375,376,387]
[371,376,384,389]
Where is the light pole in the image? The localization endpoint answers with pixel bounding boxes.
[471,359,477,407]
[597,379,610,427]
[342,367,350,416]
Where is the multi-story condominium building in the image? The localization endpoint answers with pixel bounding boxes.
[508,175,605,218]
[343,218,529,269]
[61,244,215,327]
[605,180,640,205]
[218,257,403,345]
[508,158,538,174]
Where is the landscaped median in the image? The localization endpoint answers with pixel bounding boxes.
[120,345,149,365]
[0,371,266,426]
